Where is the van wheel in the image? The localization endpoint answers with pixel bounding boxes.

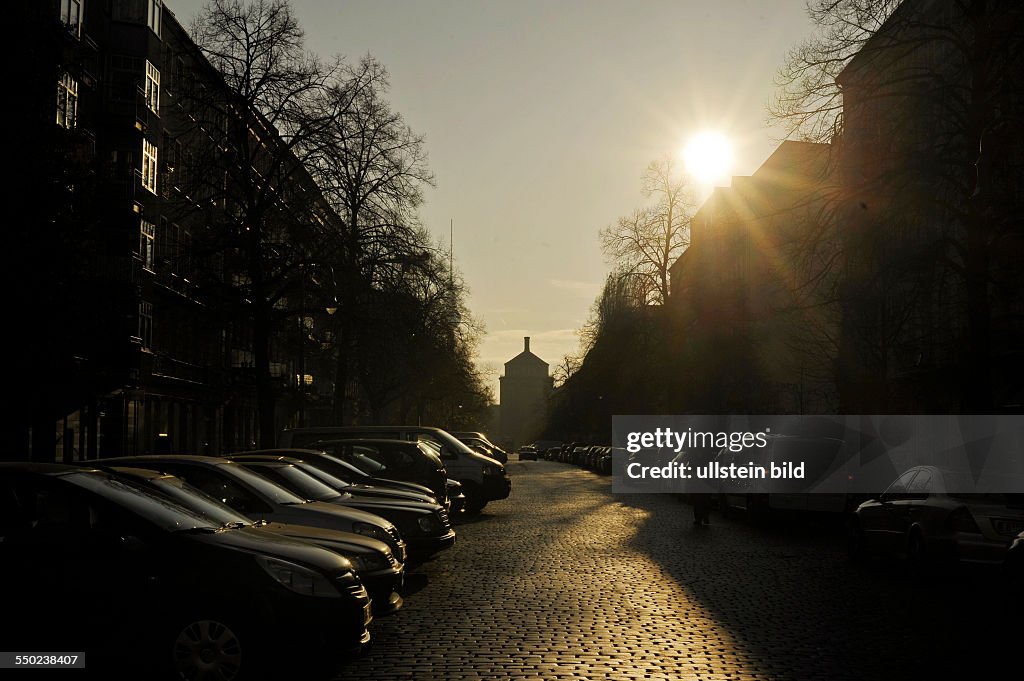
[461,482,487,514]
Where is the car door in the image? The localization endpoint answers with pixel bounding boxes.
[0,473,166,652]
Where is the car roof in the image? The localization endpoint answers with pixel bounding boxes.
[0,461,101,476]
[227,453,305,463]
[233,448,327,457]
[95,454,232,466]
[312,438,420,447]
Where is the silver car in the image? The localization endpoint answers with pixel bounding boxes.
[849,465,1024,565]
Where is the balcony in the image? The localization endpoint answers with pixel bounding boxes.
[152,354,208,386]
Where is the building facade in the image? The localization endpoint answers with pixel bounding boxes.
[13,1,330,461]
[499,337,553,448]
[668,141,839,413]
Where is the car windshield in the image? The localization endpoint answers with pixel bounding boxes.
[300,451,367,482]
[347,448,388,475]
[132,473,252,526]
[415,441,444,466]
[218,463,308,505]
[66,471,219,532]
[292,461,353,490]
[242,464,342,502]
[418,430,477,456]
[314,442,388,475]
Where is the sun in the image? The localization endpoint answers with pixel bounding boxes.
[682,131,734,186]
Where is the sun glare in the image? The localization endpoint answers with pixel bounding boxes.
[683,131,734,186]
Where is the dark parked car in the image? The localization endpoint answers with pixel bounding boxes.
[451,432,509,464]
[230,452,439,506]
[107,466,406,613]
[281,426,510,514]
[0,463,372,680]
[849,466,1024,566]
[447,478,467,514]
[96,455,408,563]
[310,439,449,506]
[236,447,441,503]
[229,459,456,558]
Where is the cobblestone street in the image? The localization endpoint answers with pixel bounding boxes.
[335,460,1014,681]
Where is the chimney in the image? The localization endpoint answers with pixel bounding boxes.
[524,336,530,353]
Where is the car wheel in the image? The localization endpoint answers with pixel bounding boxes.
[172,617,245,681]
[847,519,867,564]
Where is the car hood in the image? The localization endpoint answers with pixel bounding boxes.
[348,484,437,505]
[260,521,391,556]
[269,499,398,532]
[335,495,440,515]
[196,525,354,574]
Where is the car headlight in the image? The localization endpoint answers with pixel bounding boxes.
[482,464,502,476]
[255,555,341,598]
[417,514,443,533]
[349,552,390,572]
[353,521,392,543]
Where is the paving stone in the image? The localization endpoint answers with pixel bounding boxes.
[333,460,1014,680]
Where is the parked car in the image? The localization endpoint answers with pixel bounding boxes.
[0,463,372,679]
[280,426,510,513]
[235,447,441,503]
[447,478,467,514]
[533,440,562,454]
[451,432,509,464]
[518,445,538,461]
[106,466,406,613]
[229,458,456,558]
[95,455,408,563]
[229,451,439,506]
[848,466,1024,566]
[304,439,448,505]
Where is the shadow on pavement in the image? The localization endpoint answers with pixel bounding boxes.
[621,491,1016,679]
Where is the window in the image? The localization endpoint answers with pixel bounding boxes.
[112,0,146,24]
[148,0,162,36]
[145,61,160,115]
[109,55,144,102]
[141,139,158,194]
[59,0,82,36]
[139,220,155,271]
[139,301,153,349]
[56,73,78,129]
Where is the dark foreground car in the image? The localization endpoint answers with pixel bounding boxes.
[0,463,372,680]
[97,455,408,563]
[108,466,406,613]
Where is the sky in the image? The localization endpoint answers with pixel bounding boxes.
[165,0,817,399]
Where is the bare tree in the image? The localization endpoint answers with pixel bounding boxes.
[599,155,693,305]
[306,57,436,422]
[552,352,583,389]
[174,0,349,446]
